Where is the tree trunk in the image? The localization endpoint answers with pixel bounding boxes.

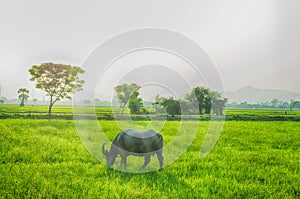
[48,104,53,117]
[117,103,123,116]
[48,96,53,120]
[121,103,126,115]
[198,104,202,115]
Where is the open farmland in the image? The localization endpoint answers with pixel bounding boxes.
[1,105,300,121]
[1,117,299,198]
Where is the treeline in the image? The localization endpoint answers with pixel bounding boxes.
[227,99,300,111]
[114,84,227,116]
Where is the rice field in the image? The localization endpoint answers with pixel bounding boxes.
[1,113,299,198]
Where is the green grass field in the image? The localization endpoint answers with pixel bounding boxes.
[1,115,299,198]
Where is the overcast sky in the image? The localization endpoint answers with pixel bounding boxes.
[0,0,299,99]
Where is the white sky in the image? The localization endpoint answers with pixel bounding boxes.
[0,0,299,99]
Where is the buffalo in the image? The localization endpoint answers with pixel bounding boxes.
[102,129,164,170]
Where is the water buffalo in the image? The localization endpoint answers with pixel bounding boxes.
[102,129,163,170]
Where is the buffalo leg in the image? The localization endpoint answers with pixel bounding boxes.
[141,155,150,169]
[121,156,127,169]
[156,150,163,170]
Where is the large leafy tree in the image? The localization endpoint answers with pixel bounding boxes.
[186,87,210,115]
[17,88,29,107]
[114,83,140,114]
[29,63,85,117]
[184,87,227,115]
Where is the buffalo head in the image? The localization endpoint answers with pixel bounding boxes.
[102,143,117,166]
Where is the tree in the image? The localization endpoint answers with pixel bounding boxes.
[163,97,181,116]
[209,90,220,112]
[184,87,226,115]
[290,99,300,111]
[94,98,101,106]
[212,98,228,115]
[210,90,227,115]
[203,93,212,114]
[185,87,210,115]
[0,97,5,104]
[195,87,210,114]
[271,98,279,108]
[29,63,85,117]
[114,83,140,114]
[152,95,166,114]
[17,88,29,107]
[128,91,146,114]
[32,98,38,105]
[179,100,193,115]
[155,97,181,116]
[83,99,92,105]
[282,101,289,109]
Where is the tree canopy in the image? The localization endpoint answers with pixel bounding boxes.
[128,91,146,114]
[210,90,227,116]
[17,88,29,107]
[184,87,227,115]
[115,84,227,116]
[186,87,211,114]
[290,99,300,111]
[153,96,181,116]
[114,83,140,114]
[29,63,85,117]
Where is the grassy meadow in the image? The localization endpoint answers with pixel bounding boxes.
[0,105,300,198]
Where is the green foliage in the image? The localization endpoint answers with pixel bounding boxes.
[0,119,299,198]
[114,84,226,116]
[152,95,166,114]
[0,97,6,104]
[227,99,300,110]
[128,91,146,114]
[154,96,181,116]
[210,91,228,116]
[290,99,300,111]
[152,87,226,116]
[189,86,210,114]
[29,63,85,116]
[17,88,29,107]
[271,98,279,107]
[185,87,227,115]
[114,83,140,114]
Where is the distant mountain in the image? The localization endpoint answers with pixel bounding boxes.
[226,86,300,103]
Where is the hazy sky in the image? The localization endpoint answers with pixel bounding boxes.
[0,0,299,99]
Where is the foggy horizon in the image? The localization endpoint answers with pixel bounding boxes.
[1,1,299,100]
